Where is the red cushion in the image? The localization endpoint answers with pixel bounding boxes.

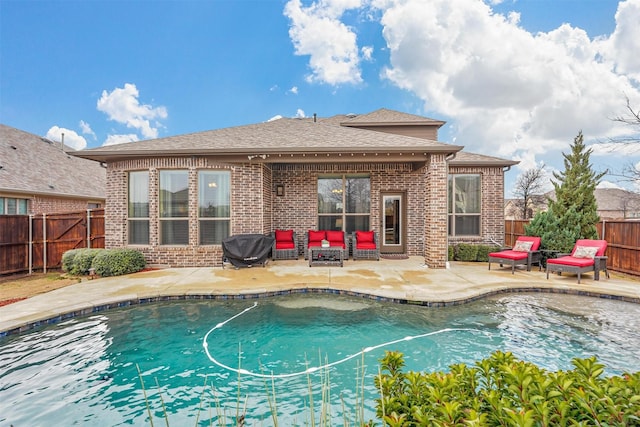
[488,250,528,261]
[275,229,294,243]
[276,241,296,249]
[308,230,325,244]
[356,231,374,244]
[572,239,607,257]
[356,242,377,250]
[326,230,344,243]
[308,241,323,248]
[547,256,594,267]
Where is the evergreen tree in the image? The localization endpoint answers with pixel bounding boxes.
[526,131,604,253]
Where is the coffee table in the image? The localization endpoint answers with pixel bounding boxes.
[308,246,344,267]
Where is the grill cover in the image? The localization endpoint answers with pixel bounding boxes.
[222,234,275,268]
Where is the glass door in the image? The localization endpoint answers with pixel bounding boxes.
[380,193,405,254]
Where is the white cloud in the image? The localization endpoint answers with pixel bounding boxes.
[79,120,96,140]
[103,134,139,146]
[267,115,284,122]
[295,108,306,118]
[372,0,640,174]
[284,0,364,85]
[289,86,299,94]
[361,45,374,60]
[97,83,167,139]
[45,126,87,150]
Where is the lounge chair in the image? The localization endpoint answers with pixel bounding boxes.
[352,230,380,260]
[488,236,542,274]
[271,229,298,260]
[546,239,609,284]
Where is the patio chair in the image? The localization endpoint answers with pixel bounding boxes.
[546,239,609,284]
[352,230,380,260]
[488,236,542,274]
[271,229,298,260]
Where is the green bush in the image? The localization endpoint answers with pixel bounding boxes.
[61,248,102,275]
[61,249,80,273]
[375,350,640,426]
[475,244,500,262]
[91,248,146,277]
[454,244,478,261]
[448,245,455,261]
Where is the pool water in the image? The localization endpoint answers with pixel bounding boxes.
[1,293,639,426]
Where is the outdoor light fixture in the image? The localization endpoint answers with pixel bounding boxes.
[276,184,284,196]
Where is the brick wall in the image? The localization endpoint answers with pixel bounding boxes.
[29,196,102,215]
[106,157,505,268]
[448,165,506,247]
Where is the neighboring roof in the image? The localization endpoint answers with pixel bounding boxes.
[450,151,519,168]
[71,115,463,163]
[0,124,106,199]
[594,188,640,212]
[340,108,446,128]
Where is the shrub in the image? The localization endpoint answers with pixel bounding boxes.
[448,245,455,261]
[375,350,640,426]
[91,249,146,277]
[454,244,478,261]
[475,244,500,262]
[62,248,102,275]
[61,249,80,273]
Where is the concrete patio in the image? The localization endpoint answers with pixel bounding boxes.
[1,257,639,336]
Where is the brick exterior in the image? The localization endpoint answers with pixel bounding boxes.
[29,196,102,215]
[106,157,506,268]
[448,165,506,247]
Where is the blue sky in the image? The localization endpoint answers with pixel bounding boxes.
[1,0,639,194]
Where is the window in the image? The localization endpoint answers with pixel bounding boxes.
[318,175,370,232]
[128,171,149,244]
[198,170,230,244]
[448,174,481,236]
[159,170,189,245]
[0,197,28,215]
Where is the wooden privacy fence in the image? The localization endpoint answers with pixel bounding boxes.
[505,219,640,276]
[0,209,105,275]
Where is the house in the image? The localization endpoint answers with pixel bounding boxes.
[0,124,106,215]
[71,109,517,268]
[505,188,640,221]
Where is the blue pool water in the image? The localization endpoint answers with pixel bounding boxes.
[1,293,639,426]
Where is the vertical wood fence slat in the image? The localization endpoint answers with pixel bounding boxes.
[0,209,105,275]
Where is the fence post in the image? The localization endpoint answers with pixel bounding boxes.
[29,214,33,275]
[87,209,91,248]
[43,213,47,274]
[601,220,606,240]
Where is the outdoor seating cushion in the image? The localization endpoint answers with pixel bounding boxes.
[547,256,595,267]
[274,229,296,249]
[570,239,607,257]
[308,230,326,247]
[488,250,529,261]
[326,230,346,248]
[355,231,376,249]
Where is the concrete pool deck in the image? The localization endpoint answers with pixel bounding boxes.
[1,257,639,336]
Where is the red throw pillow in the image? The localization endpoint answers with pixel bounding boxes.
[308,230,325,243]
[275,229,293,243]
[356,231,374,244]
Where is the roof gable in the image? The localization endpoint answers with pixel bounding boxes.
[0,124,106,199]
[340,108,445,127]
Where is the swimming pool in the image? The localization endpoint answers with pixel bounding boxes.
[1,292,639,426]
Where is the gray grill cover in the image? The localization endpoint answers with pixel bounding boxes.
[222,234,275,267]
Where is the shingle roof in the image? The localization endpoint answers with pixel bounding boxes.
[450,151,519,167]
[0,124,106,199]
[72,116,463,162]
[340,108,445,127]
